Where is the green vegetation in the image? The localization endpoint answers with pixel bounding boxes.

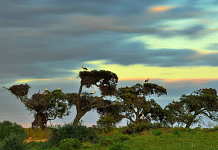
[50,124,98,144]
[58,138,82,150]
[0,121,26,150]
[0,121,218,150]
[24,127,218,150]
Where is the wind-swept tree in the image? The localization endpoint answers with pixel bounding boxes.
[6,84,69,128]
[116,80,167,124]
[66,70,118,126]
[165,88,218,128]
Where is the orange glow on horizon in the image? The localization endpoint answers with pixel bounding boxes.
[120,77,218,84]
[14,76,218,85]
[149,6,175,13]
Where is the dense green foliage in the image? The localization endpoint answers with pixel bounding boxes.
[24,127,218,150]
[0,121,26,150]
[0,133,25,150]
[50,124,98,144]
[58,138,82,150]
[0,121,26,140]
[0,121,217,150]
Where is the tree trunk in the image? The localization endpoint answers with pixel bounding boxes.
[185,121,193,128]
[32,112,48,129]
[72,111,86,126]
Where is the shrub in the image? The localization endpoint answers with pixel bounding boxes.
[0,133,25,150]
[0,121,26,140]
[151,129,162,136]
[58,138,81,150]
[98,136,114,146]
[0,121,26,150]
[115,134,130,142]
[26,142,60,150]
[98,134,129,146]
[123,121,152,134]
[82,142,93,149]
[108,143,129,150]
[50,124,98,144]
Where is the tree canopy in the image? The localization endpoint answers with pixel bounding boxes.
[165,88,218,128]
[114,80,167,123]
[7,85,69,128]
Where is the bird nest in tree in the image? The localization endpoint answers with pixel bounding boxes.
[79,70,118,88]
[8,84,30,97]
[79,70,118,96]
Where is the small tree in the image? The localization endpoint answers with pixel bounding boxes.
[66,70,118,126]
[6,84,69,128]
[164,101,198,127]
[165,88,218,128]
[116,80,167,124]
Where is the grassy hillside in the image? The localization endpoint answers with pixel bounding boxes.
[24,127,218,150]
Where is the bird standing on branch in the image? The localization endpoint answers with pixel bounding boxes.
[81,65,88,71]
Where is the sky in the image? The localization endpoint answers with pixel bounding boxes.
[1,0,218,127]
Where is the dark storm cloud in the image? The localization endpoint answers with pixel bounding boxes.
[0,0,165,27]
[0,0,217,82]
[84,41,218,67]
[1,30,218,81]
[0,0,205,29]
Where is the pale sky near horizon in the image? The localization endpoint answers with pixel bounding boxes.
[1,0,218,127]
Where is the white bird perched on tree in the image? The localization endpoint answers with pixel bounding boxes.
[90,90,96,94]
[81,64,88,71]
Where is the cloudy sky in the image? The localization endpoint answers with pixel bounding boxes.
[1,0,218,127]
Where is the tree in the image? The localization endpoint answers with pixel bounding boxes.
[165,88,218,128]
[97,102,123,130]
[116,80,167,124]
[6,84,69,128]
[164,101,198,128]
[66,70,118,126]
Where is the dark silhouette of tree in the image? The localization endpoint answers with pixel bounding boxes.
[116,80,167,124]
[6,84,69,128]
[165,88,218,128]
[66,70,118,126]
[97,102,123,129]
[164,101,198,127]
